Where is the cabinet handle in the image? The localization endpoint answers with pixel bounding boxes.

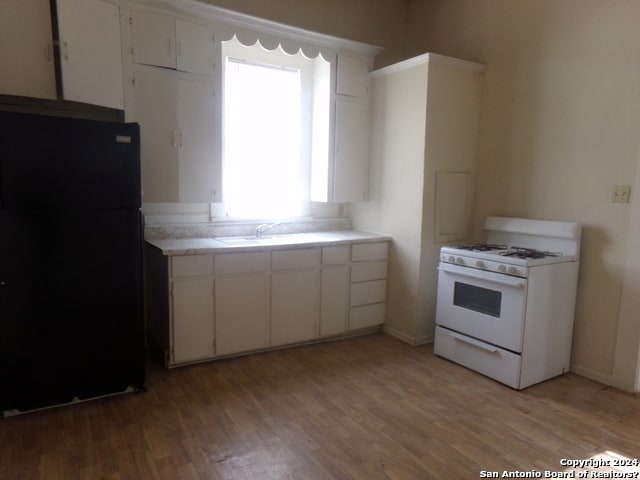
[449,331,498,353]
[44,42,52,62]
[171,130,183,148]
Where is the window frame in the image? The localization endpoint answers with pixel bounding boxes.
[221,36,328,220]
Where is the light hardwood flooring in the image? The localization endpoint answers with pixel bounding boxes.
[1,333,640,479]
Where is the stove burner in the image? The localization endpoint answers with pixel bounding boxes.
[453,243,507,252]
[499,247,562,259]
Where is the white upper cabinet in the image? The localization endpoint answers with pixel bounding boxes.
[0,0,56,100]
[130,10,175,69]
[176,77,218,203]
[132,69,179,202]
[311,53,372,203]
[175,19,215,75]
[57,0,124,109]
[334,98,370,202]
[337,53,370,98]
[130,10,214,76]
[132,68,219,203]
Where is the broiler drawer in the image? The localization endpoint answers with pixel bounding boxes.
[434,326,522,389]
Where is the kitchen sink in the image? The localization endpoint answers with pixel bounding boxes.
[217,234,300,246]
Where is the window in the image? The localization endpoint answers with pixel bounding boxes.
[222,36,330,219]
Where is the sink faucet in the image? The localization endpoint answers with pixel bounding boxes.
[255,222,280,237]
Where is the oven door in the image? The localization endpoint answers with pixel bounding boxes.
[435,262,527,352]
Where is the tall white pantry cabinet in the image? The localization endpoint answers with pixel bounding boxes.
[351,53,485,345]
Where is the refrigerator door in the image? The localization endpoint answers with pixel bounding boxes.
[0,111,140,209]
[0,210,145,413]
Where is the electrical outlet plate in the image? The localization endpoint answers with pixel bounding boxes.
[611,185,631,203]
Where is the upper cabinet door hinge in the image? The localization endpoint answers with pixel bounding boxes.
[129,16,134,25]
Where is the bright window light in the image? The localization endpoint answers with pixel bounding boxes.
[223,58,303,219]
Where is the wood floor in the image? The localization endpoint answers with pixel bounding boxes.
[2,333,640,480]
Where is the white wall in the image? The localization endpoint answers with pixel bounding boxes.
[406,0,640,388]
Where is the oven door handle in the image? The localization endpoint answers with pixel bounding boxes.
[448,331,499,353]
[438,263,526,289]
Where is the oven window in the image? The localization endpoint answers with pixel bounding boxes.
[453,282,502,317]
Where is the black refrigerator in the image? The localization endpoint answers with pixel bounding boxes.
[0,111,145,415]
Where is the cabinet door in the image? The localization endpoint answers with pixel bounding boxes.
[334,98,370,202]
[337,53,370,98]
[130,10,176,69]
[132,69,179,202]
[172,277,214,364]
[350,303,385,330]
[0,0,56,99]
[177,78,219,203]
[57,0,124,109]
[215,274,270,355]
[320,266,348,337]
[176,19,214,75]
[271,270,319,346]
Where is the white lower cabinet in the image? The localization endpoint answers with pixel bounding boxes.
[170,255,214,364]
[271,249,320,347]
[214,252,270,356]
[147,240,389,367]
[320,246,350,337]
[349,243,388,330]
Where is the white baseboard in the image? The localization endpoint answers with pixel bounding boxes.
[382,325,434,346]
[570,364,614,387]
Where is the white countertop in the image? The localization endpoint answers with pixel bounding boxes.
[146,230,391,255]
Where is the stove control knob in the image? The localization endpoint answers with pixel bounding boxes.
[448,255,456,263]
[497,264,507,273]
[455,257,465,265]
[475,261,485,269]
[507,266,519,275]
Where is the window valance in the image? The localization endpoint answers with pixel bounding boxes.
[145,0,382,60]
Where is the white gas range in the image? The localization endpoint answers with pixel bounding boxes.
[434,216,581,389]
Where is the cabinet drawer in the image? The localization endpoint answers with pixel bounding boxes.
[272,248,320,270]
[322,245,350,265]
[350,279,386,306]
[352,242,388,262]
[434,326,521,389]
[215,252,270,275]
[350,303,385,330]
[351,261,387,282]
[171,254,213,278]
